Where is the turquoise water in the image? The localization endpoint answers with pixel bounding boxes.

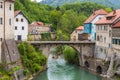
[35,55,102,80]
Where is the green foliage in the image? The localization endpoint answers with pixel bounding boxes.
[17,42,47,74]
[15,1,112,41]
[0,64,12,80]
[0,75,12,80]
[104,8,112,13]
[50,10,62,30]
[27,34,34,41]
[8,66,21,75]
[15,0,55,23]
[41,32,52,41]
[63,46,79,64]
[115,75,120,80]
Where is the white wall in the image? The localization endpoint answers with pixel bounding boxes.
[14,13,28,41]
[91,15,105,40]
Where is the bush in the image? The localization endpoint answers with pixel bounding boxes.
[17,42,47,74]
[0,75,12,80]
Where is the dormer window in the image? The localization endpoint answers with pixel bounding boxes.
[0,2,3,8]
[106,16,115,20]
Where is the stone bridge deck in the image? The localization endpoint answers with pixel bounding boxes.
[27,41,95,44]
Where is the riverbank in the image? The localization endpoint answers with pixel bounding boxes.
[32,65,48,80]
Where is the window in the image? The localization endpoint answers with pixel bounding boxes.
[105,26,108,31]
[113,39,120,45]
[104,37,106,43]
[97,26,99,30]
[97,35,99,41]
[100,35,102,42]
[9,4,11,10]
[119,40,120,45]
[9,18,11,25]
[0,2,3,8]
[109,30,112,37]
[109,44,111,48]
[117,39,119,44]
[15,26,17,30]
[104,49,106,54]
[21,18,23,22]
[0,17,3,24]
[100,48,103,53]
[22,26,24,30]
[100,26,102,30]
[16,18,18,22]
[99,17,101,20]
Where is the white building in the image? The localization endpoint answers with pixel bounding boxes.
[70,26,84,41]
[14,10,29,41]
[95,10,120,60]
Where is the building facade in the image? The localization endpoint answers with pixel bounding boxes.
[28,21,51,40]
[14,10,29,41]
[0,0,15,62]
[84,9,108,40]
[70,26,84,41]
[112,20,120,57]
[95,10,120,60]
[29,21,50,34]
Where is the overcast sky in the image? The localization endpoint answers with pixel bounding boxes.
[31,0,42,2]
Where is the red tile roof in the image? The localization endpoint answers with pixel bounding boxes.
[76,26,84,30]
[113,20,120,28]
[96,9,120,25]
[84,9,108,23]
[14,10,21,17]
[31,21,44,26]
[7,0,15,2]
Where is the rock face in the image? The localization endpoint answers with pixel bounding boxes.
[2,39,24,80]
[107,54,115,77]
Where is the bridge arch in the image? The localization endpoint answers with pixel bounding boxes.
[84,61,90,68]
[46,45,82,65]
[96,66,102,74]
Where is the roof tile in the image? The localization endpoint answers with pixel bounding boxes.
[84,9,108,23]
[76,26,84,30]
[96,9,120,25]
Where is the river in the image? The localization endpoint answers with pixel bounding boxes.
[35,54,102,80]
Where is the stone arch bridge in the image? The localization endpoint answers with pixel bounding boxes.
[28,41,95,66]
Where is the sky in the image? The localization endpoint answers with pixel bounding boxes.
[31,0,42,2]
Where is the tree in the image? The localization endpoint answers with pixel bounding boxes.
[50,10,62,30]
[63,46,79,64]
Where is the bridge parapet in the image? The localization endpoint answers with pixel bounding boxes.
[28,41,95,44]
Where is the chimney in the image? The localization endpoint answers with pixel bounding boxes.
[113,10,116,15]
[93,9,96,15]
